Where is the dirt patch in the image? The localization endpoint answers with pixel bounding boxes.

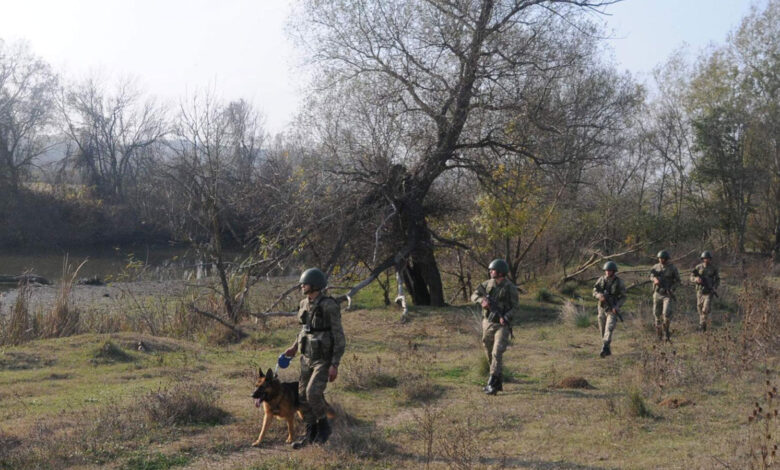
[553,376,594,389]
[658,396,695,408]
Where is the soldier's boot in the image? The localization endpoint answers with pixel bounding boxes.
[655,325,664,341]
[313,418,331,444]
[291,421,317,449]
[599,341,611,358]
[699,323,707,332]
[495,374,503,392]
[664,324,672,342]
[484,375,500,395]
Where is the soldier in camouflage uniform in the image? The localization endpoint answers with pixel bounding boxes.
[471,259,519,395]
[650,250,680,341]
[689,251,720,332]
[593,261,626,358]
[284,268,346,448]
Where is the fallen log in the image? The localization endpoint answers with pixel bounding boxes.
[0,274,51,285]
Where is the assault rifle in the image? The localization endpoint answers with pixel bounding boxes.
[692,267,719,298]
[484,292,514,339]
[651,268,676,299]
[601,293,624,322]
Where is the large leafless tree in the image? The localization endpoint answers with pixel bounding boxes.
[293,0,631,305]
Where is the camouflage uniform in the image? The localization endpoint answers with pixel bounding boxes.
[295,293,346,426]
[592,274,626,343]
[689,263,720,329]
[471,278,519,379]
[650,262,680,340]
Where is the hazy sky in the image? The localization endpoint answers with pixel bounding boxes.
[0,0,764,134]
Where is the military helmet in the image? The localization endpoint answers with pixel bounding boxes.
[602,261,618,272]
[700,251,712,259]
[299,268,327,290]
[656,250,670,260]
[488,259,509,275]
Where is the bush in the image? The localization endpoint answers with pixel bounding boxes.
[559,300,592,328]
[141,381,229,426]
[535,288,553,302]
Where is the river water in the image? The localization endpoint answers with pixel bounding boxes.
[0,245,208,291]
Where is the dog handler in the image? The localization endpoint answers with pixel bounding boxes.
[284,268,345,448]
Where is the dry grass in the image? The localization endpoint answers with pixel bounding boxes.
[142,380,230,427]
[340,354,398,391]
[0,264,778,469]
[1,281,33,345]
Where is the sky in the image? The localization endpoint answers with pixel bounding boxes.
[0,0,765,134]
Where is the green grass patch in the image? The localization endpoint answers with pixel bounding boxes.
[122,452,191,470]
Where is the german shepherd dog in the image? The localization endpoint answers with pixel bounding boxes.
[251,368,302,446]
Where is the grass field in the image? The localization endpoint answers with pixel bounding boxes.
[0,268,777,469]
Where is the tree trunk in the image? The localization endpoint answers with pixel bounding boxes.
[396,191,445,307]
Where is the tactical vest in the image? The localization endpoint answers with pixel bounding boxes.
[298,295,336,361]
[693,264,718,294]
[651,263,677,295]
[482,279,513,321]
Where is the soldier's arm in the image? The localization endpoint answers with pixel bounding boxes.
[689,267,700,284]
[325,300,346,368]
[592,279,603,299]
[471,283,487,304]
[288,300,307,352]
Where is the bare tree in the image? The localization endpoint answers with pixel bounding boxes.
[0,39,58,193]
[59,75,167,202]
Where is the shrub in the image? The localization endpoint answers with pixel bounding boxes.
[559,300,591,328]
[536,288,553,303]
[141,381,229,426]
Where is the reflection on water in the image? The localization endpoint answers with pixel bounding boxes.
[0,245,221,291]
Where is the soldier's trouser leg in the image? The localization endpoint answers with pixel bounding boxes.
[482,319,510,376]
[597,305,617,342]
[597,307,606,339]
[653,293,673,329]
[697,292,712,327]
[298,357,331,424]
[603,314,617,343]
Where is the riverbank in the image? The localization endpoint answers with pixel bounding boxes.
[0,280,189,318]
